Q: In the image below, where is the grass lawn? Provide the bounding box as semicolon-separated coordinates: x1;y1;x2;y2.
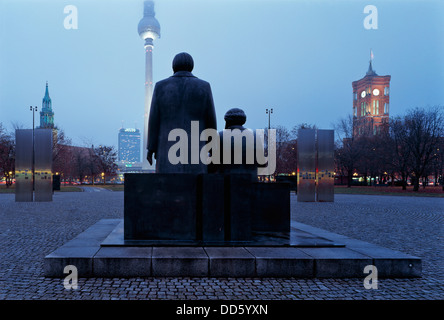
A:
100;184;124;191
334;185;444;197
81;184;124;191
0;184;83;193
2;183;442;197
58;186;83;192
0;184;15;193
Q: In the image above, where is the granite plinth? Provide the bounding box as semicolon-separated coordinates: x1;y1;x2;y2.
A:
252;182;290;233
224;174;253;241
102;221;344;247
124;173;198;241
199;174;225;242
124;173;292;242
44;219;422;278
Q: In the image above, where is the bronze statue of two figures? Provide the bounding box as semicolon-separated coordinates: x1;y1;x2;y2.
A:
124;53;290;244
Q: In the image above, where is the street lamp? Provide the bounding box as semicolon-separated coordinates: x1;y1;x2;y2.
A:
265;108;273;182
30;106;38;190
266;108;273;131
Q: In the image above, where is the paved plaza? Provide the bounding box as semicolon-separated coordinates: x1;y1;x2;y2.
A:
0;191;442;300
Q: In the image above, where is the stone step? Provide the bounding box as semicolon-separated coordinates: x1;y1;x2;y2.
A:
44;219;421;278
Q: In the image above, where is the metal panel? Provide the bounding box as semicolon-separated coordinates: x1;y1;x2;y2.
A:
297;129;316;202
34;129;53;202
15;129;33;202
316;130;334;202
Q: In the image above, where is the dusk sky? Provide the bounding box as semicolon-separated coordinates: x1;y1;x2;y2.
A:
1;0;443;149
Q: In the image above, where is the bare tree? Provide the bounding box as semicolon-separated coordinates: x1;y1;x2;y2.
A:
71;147;88;184
387;117;411;189
431;137;444;190
52;128;73;177
334;115;364;187
94;145;118;183
290;123;317;140
403;107;443;191
0;123;15;187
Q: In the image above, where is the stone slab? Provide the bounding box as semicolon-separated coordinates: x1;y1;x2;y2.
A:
245;247;314;277
152;247;209;277
44;246;100;277
299;247;373;278
124;173;198;240
93;247;152;277
44;219;120;277
44;219;422;278
205;247;255;277
102;220;343;247
252;182;290;233
199;174;225;242
225;174;253;241
348;246;422;278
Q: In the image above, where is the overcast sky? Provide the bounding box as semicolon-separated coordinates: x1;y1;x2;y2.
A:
1;0;443;149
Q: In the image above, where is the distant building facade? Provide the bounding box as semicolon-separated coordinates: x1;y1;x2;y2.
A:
352;61;390;137
118;128;141;163
39;82;55;129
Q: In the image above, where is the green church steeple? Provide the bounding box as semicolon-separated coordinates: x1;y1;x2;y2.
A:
39;81;54;129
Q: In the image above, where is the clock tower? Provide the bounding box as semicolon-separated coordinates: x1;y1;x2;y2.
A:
352;58;390;137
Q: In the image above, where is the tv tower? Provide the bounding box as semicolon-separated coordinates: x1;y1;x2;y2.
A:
138;0;160;170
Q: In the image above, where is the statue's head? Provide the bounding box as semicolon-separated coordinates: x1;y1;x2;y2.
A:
172;52;194;73
224;108;247;127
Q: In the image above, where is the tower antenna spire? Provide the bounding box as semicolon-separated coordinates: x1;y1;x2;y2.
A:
138;0;160;170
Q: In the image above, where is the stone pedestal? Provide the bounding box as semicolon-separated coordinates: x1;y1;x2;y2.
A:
124;173;291;243
252;182;290;233
199;174;225;242
224;174;253;241
124;173;198;240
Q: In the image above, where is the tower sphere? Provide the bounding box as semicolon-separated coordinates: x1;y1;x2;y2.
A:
138;1;160;41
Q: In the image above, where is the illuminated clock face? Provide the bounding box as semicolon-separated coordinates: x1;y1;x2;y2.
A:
361;91;366;98
373;89;380;96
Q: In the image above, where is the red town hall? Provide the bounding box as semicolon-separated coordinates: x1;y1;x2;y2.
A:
352;60;391;137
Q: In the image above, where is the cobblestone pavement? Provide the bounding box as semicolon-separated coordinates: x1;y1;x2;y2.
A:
0;191;442;300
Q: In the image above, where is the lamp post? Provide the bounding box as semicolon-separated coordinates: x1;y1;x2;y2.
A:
265;108;273;182
30;106;38;190
266;108;273;131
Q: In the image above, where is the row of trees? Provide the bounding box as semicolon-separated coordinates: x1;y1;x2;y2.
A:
335;106;443;191
264;107;443;192
54;143;118;184
2;106;443;191
0;124;118;187
0;123;15;186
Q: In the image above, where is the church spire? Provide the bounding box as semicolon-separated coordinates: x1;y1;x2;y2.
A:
39;81;54;129
42;81;52;110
